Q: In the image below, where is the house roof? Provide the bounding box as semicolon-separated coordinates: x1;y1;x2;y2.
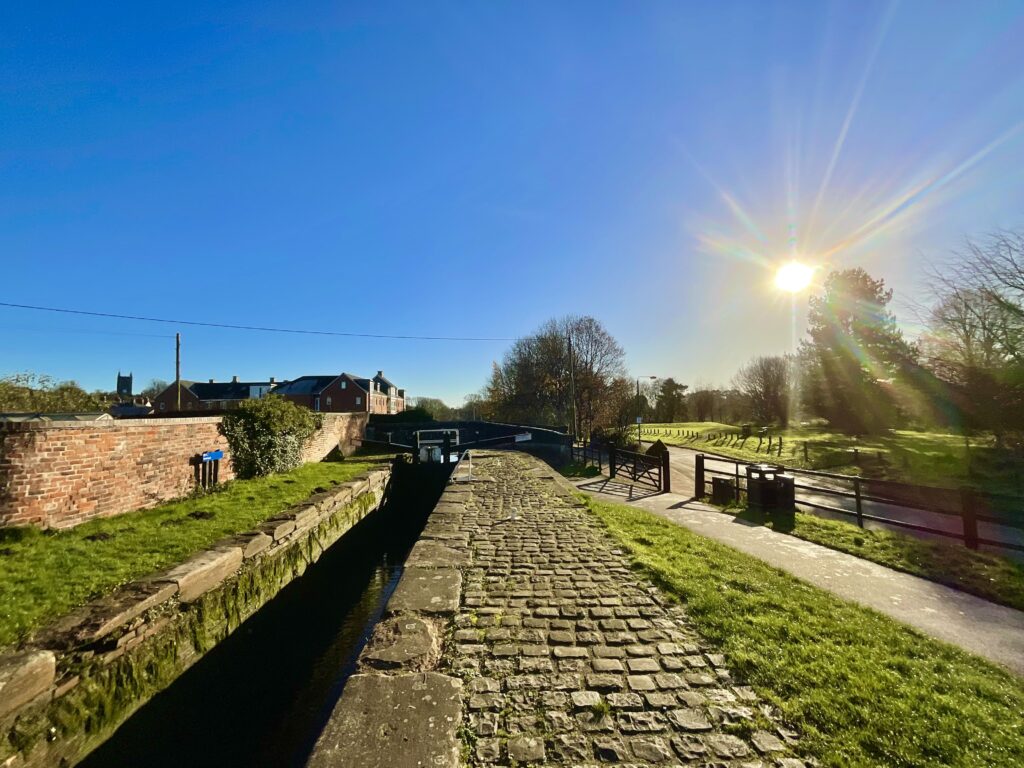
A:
270;376;338;396
187;381;272;401
373;371;397;393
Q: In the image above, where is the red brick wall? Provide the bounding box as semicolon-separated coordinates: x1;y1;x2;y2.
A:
320;376;368;413
0;413;367;529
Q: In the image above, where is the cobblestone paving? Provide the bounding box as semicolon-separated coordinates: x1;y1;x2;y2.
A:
445;452;804;767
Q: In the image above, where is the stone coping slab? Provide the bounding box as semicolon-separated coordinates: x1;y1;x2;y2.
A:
307;672;463;768
0;651;56;720
387;567;462;615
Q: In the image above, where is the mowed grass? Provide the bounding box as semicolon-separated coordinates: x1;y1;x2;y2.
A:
727;506;1024;612
0;458;385;650
641;422;1023;493
582;494;1024;767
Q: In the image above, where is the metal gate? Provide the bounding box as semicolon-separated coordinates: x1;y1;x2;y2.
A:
609;446;669;493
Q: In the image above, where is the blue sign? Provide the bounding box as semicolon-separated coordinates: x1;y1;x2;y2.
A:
201;450;224;462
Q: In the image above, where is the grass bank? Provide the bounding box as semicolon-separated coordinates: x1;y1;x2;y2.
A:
0;458;386;649
581;493;1024;767
641;421;1022;494
726;505;1024;612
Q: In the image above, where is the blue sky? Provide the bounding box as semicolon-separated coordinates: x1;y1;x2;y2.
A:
2;1;1024;403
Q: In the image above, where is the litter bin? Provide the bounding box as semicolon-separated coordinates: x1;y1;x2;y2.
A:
711;476;735;506
746;464;794;512
778;474;795;509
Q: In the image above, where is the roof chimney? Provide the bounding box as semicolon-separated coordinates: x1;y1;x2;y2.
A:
270;377;276;384
232;375;238;383
377;370;384;378
209;378;214;383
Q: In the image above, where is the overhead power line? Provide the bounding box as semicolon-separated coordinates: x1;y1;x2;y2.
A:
0;302;516;342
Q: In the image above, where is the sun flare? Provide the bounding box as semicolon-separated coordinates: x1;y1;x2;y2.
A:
774;261;815;293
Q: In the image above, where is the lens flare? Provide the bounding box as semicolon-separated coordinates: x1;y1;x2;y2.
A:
775;261;815;292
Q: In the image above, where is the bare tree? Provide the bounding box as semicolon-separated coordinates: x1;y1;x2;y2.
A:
483;315;627;438
920;231;1024;442
140;378;169;399
733;356;791;426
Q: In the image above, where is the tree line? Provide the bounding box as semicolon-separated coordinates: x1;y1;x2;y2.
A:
471;229;1024;445
697;230;1024;440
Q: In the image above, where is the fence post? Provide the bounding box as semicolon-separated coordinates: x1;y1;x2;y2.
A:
609;445;617;479
853;477;864;528
960;487;979;550
734;461;741;504
803;441;808;462
695;453;705;498
443;433;451;464
661;450;671;493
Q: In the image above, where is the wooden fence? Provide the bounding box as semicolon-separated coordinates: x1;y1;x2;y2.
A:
694;452;1024;553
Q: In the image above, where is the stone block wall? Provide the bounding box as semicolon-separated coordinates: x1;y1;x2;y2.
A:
0;412;367;529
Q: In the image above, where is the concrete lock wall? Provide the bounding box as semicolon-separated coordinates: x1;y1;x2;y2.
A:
0;413;367;529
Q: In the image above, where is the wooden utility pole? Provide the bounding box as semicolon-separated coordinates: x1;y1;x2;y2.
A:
567;331;577;440
175;332;181;411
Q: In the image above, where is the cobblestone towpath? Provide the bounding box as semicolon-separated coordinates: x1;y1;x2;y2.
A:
309;451;806;768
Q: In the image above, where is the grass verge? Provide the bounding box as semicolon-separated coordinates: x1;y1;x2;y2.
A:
580;492;1024;767
726;505;1024;612
0;458;386;650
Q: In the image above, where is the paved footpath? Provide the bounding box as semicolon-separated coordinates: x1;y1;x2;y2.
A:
447;452;805;766
576;478;1024;678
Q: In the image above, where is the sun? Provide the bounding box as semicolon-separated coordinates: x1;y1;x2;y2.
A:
774;261;815;293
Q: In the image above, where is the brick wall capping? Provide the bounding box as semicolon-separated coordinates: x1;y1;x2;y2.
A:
0;416;226;432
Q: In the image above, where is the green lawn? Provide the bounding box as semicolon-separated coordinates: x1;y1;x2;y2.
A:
641;421;1023;494
726;506;1024;612
0;458;386;650
582;493;1024;768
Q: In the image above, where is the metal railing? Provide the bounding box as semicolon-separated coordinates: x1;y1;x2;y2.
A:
571;442;604;473
694;453;1024;553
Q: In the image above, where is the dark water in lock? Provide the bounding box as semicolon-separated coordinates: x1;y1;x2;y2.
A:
80;464;446;768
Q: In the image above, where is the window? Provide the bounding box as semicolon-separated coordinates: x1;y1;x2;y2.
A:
326;397;332;407
313;397;320;411
159;402;165;411
355;396;362;405
341;381;347;389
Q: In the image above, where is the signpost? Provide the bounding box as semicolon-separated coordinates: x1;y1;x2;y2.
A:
197;449;224;488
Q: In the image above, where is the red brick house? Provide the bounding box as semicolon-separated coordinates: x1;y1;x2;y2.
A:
272;372;406;414
370;370;407;414
151;377;275;413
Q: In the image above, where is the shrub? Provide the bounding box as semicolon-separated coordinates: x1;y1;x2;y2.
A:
220;396;323;478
